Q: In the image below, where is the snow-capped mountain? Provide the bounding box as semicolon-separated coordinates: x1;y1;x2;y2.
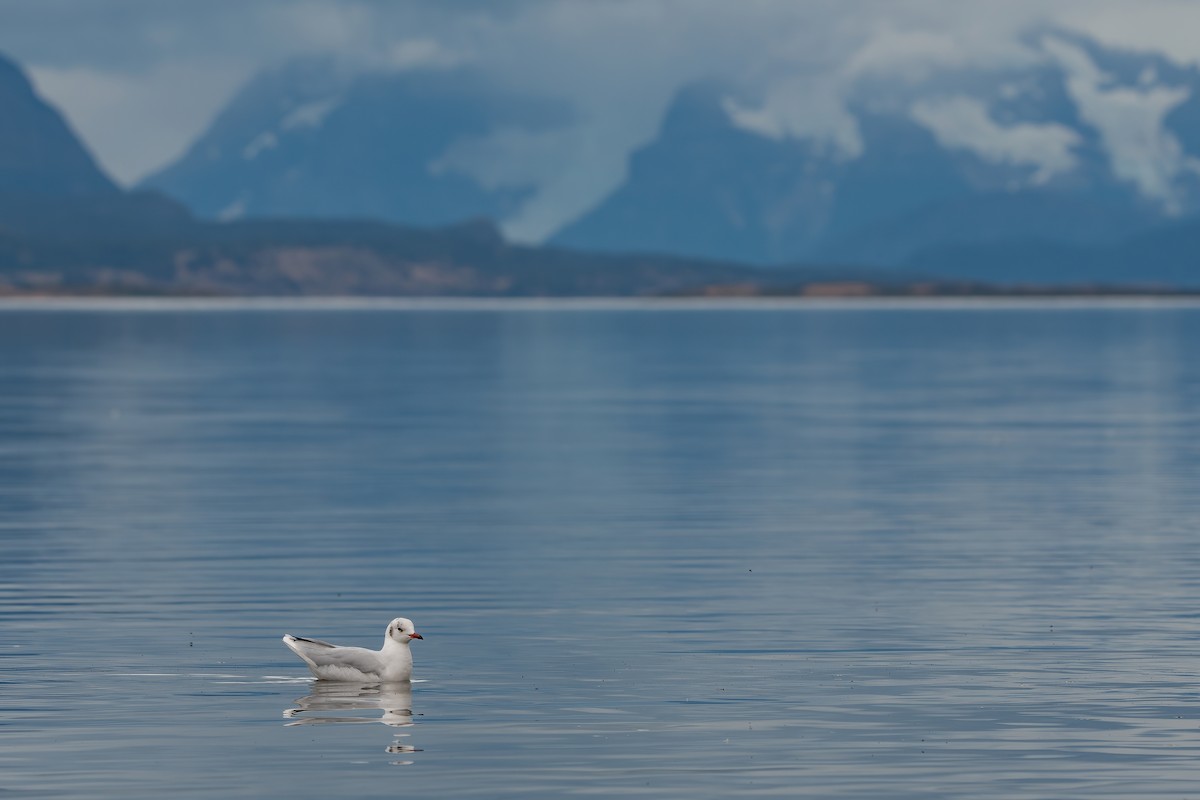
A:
141;31;1200;270
140;58;570;227
553;32;1200;265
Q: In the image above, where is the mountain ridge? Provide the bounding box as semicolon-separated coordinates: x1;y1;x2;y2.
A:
135;29;1200;278
0;51;118;198
554;31;1200;267
140;59;569;227
0;50;193;238
5;46;1200;293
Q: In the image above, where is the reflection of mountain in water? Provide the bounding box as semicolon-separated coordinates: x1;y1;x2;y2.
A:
284;682;420;764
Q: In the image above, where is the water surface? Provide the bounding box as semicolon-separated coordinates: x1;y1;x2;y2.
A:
2;300;1200;798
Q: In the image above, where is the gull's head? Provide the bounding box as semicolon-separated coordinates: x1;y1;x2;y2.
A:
387;617;423;643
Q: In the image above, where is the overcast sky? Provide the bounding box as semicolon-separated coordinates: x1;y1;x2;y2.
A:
4;0;1200;234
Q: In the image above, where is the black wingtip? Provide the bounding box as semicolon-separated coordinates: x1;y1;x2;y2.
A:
290;635;331;646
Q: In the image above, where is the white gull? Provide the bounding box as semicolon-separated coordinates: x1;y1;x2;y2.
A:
282;617;423;682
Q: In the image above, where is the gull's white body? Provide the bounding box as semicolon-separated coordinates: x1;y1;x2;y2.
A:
282;617;422;683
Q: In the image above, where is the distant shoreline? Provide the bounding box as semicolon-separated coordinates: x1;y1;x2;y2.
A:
3;294;1200;312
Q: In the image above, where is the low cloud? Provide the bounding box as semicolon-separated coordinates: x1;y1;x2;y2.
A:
910;96;1081;184
1043;36;1198;212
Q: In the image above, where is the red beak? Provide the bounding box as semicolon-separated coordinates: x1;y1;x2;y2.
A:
409;633;423;640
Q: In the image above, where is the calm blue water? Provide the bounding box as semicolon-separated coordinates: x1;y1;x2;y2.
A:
2;299;1200;798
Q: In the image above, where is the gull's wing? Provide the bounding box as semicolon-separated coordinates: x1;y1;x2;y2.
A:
283;634;385;680
310;646;384;672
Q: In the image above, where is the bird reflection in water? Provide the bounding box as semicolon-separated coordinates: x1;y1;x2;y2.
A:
283;681;421;764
